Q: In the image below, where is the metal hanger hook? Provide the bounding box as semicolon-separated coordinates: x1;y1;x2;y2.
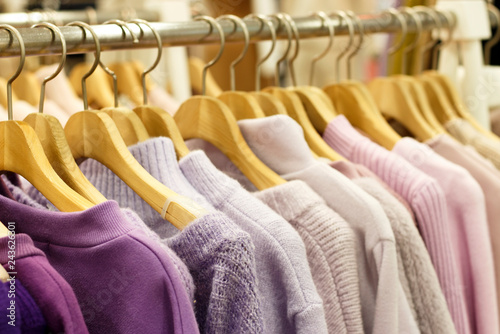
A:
194;16;225;96
100;20;139;107
309;11;334;86
345;11;364;80
398;7;423;75
128;19;162;105
413;6;441;72
385;8;408;56
330;10;353;83
270;13;292;87
216;15;250;91
65;21;101;110
281;13;300;87
0;25;25;120
31;22;67;114
243;14;276;91
434;9;456;70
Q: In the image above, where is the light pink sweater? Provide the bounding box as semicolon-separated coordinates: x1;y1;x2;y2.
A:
323;115;470;334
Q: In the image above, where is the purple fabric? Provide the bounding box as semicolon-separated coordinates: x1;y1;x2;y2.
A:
0;278;46;333
0;233;87;334
0;195;199;334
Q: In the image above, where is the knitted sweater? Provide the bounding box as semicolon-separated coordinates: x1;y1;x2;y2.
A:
331;160;456;334
323;115;469;334
426;134;500;321
393;137;498;334
445;118;500;170
254;180;364;334
236;115;419;334
78;138;263;334
0;279;46;333
0;233;88;334
179;150;330;334
0;196;199;334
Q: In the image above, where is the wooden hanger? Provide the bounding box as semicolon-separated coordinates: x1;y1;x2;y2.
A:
64;22;205;229
188;56;223;97
108;61;144;106
128;19;190;159
175;16;285;190
0;24;93;212
24;23;106;205
215;15;266;120
69;63;114;109
97;20;150;146
323;11;400;150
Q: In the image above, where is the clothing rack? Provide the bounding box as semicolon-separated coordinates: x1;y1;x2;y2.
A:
0;9;160;27
0;9;478;58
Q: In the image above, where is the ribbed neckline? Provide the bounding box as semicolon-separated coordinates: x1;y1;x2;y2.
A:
178;150;240;206
254;180;325;223
0;233;45;263
0;193;133;247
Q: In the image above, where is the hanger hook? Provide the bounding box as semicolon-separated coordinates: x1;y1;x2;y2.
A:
243;14;276;91
270;13;292;87
101;20;139;107
216;15;250;91
128;19;162;105
434;9;456;70
330;11;354;83
412;6;441;73
281;13;300;87
0;25;25;120
309;11;334;86
485;3;500;65
194;16;225;96
31;22;67;114
65;21;100;110
385;8;408;56
398;7;423;75
345;11;364;80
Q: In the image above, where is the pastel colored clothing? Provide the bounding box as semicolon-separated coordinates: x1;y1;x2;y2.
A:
323;115;469;334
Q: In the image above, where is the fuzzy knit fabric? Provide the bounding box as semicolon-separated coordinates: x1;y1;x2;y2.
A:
323;115;469;334
331;160;456;334
426;134;500;321
445;118;500;170
254;180;364;334
179;150;330;334
77;138;263;334
0;233;88;334
393;137;498;334
0;194;200;333
235;115;419;334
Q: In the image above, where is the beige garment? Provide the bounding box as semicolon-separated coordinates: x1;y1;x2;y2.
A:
490;108;500;138
445;118;500;170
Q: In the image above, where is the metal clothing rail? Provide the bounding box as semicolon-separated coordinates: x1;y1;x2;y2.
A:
0;10;481;58
0;10;160;27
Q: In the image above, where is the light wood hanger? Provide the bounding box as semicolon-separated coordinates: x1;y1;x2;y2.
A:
69;63;114;109
188;56;223;97
174;16;286;190
243;14;288;117
0;24;93;212
0;222;11;283
129;19;190;159
24;22;106;205
64;22;206;229
98;20;150;146
323;11;400;149
108;61;144;106
368;8;438;141
266;13;344;161
215;15;266;120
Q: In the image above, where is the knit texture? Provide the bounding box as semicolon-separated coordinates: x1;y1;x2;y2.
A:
0;191;200;334
0;279;46;334
323;115;469;334
445;118;500;170
393;137;498;334
77;138;263;334
235;115;419;334
254;180;363;334
180;150;329;334
427;134;500;322
0;233;88;334
349;175;456;334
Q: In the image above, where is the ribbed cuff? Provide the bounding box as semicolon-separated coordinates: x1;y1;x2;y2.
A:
0;233;44;264
322;115;362;159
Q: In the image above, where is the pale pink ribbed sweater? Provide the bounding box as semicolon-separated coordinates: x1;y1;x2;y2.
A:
323;115;470;334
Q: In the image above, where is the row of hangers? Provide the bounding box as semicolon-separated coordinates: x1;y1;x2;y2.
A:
0;6;498;239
